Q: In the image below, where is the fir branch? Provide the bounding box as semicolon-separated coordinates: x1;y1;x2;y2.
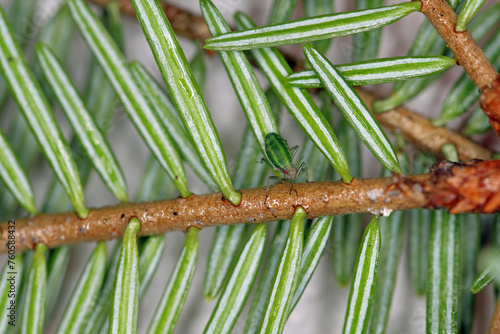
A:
419;0;500;136
357;88;492;161
2;160;499;253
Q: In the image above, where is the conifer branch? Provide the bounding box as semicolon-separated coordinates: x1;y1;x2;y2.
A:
419;0;500;136
2;160;499;253
357;88;492;161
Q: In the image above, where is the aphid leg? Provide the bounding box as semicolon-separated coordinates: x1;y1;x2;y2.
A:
290;145;300;158
260;157;274;169
266;175;281;191
289;179;299;196
297;162;309;182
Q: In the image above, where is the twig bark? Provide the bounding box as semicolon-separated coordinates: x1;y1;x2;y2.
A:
419;0;500;135
2;160;499;253
87;0;211;43
357;88;492;161
488;297;500;334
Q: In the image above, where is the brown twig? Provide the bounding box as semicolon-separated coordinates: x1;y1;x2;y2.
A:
419;0;500;135
488;297;500;334
2;160;500;253
87;0;211;43
356;88;493;161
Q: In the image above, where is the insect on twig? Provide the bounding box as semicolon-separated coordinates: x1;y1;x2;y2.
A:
260;133;308;194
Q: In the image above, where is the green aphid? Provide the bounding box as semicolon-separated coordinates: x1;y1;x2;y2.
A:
261;133;308;188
